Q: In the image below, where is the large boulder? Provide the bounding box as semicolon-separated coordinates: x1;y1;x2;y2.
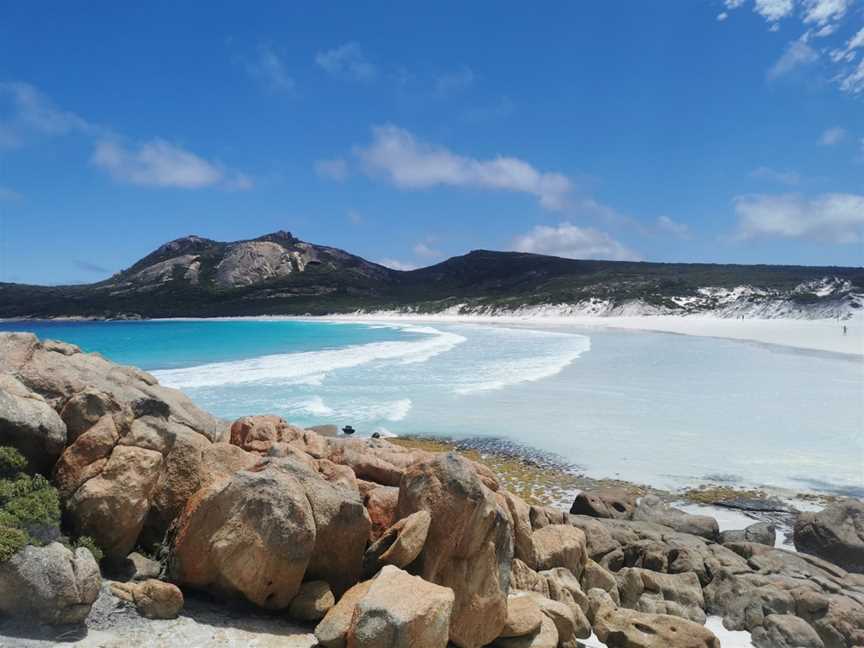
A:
65;444;163;557
269;457;370;596
588;588;720;648
616;567;706;624
229;414;305;453
168;466;317;609
632;496;718;541
492;615;558;648
0;333;225;441
346;566;454;648
0;333;230;558
0;543;100;624
720;522;776;547
794;500;864;574
570;488;636;520
315;580;373;648
361;481;399;542
532;524;587;577
499;594;544;638
0;374;66;473
704;546;864;648
396;452;514;648
751;614;825;648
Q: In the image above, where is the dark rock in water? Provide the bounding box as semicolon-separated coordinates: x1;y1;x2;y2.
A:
371;432;381;439
794;499;864;574
720;522;776;547
342;425;356;435
714;498;793;514
570;488;635;520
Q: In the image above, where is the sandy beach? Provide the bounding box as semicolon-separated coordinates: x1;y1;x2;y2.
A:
323;312;864;358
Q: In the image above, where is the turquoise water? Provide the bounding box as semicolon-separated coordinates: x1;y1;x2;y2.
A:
0;320;416;369
2;318;862;496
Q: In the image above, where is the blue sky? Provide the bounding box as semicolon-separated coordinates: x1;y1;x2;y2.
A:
0;1;862;284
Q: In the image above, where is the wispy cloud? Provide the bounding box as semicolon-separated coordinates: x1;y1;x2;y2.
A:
656;215;691;239
2;81;252;191
315;42;377;82
247;44;294;93
92;139;252;190
355;124;572;211
413;241;442;259
734;192;864;243
751;166;801;185
0;81;96;148
512;222;640;261
377;258;417;271
315;157;348;181
718;0;863;93
819;126;847;145
768;39;818;79
347;209;363;225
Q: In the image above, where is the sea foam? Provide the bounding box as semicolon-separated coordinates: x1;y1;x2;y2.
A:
153;324;466;389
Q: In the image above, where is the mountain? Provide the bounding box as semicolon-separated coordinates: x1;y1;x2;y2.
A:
1;231;862;319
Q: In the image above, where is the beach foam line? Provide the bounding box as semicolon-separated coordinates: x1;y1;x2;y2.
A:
453;334;591;394
153;324;466;389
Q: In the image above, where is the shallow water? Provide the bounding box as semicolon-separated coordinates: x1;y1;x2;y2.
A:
3;318;862;496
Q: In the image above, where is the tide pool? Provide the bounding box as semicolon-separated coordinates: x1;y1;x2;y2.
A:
2;318;861;497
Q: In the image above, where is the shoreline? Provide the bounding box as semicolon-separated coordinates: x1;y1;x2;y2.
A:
317;311;864;358
3;312;862;357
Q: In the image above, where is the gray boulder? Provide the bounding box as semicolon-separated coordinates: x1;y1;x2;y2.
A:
616;567;706;624
720;521;776;547
0;374;66;473
752;614;825;648
794;500;864;574
632;496;719;541
0;542;101;624
569;488;636;520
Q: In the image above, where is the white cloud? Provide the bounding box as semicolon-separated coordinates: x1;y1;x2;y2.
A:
725;0;747;8
377;258;417;271
315;43;377;82
734;192;864;243
656;216;691;238
717;11;730;20
91;139;251;190
247;44;294;93
751;166;801;185
435;66;475;96
315;157;348;181
819;126;847;145
512;222;640;261
802;0;851;25
355;124;572;211
413;242;442;259
768;39;819;78
754;0;795;22
839;59;864;94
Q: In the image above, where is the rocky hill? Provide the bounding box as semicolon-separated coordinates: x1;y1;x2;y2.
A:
1;231;862;319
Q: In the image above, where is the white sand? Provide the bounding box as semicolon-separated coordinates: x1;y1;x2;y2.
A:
322;313;864;357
